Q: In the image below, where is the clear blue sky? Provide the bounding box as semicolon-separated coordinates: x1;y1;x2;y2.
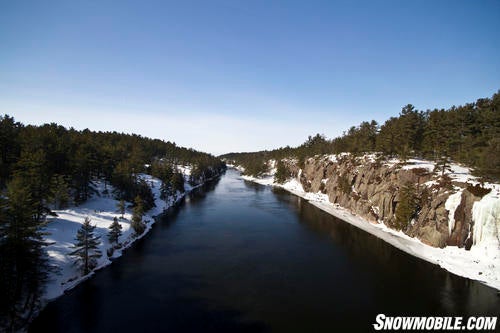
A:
1;0;499;155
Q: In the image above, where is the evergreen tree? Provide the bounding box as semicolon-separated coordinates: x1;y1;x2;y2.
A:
49;174;71;209
0;176;50;330
135;179;155;211
435;154;452;177
396;104;425;159
131;196;145;235
172;172;185;196
481;138;500;178
111;159;136;200
376;117;399;156
69;217;102;275
274;160;290;184
108;217;122;245
303;133;330;155
189;164;204;186
70;144;98;203
13;149;52;223
394;182;418;230
160;180;172;201
0;115;21;188
117;199;126;219
152;162;174;200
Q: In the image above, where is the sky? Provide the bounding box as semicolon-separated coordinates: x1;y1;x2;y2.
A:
1;1;499;155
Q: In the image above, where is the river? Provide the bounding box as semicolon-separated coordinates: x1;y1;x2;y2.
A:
29;169;499;332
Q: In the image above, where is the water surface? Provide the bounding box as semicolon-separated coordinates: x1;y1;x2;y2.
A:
30;169;500;332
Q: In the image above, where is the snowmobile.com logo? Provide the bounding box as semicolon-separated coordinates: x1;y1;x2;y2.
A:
373;314;497;331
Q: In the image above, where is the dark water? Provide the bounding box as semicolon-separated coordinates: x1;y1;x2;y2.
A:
30;169;499;332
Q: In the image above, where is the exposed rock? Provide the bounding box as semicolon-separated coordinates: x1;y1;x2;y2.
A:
295;155;466;248
447;189;481;249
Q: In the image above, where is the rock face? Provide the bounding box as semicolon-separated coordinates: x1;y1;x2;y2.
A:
295;155;482;248
448;190;480;249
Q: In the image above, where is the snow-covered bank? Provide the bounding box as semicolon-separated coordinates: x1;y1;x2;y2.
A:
240;172;500;291
42;167;213;301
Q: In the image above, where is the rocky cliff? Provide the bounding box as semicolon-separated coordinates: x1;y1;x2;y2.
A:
284;154;496;249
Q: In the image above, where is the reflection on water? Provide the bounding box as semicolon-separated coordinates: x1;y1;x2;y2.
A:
30;170;499;333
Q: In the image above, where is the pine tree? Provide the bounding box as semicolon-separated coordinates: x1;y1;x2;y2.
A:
49;174;71;209
435;154;452;177
0;115;21;188
117;199;125;219
274;160;289;184
0;176;50;329
189;164;203;186
394;182;418;230
376;117;399;156
71;144;98;203
172;172;185;196
13;149;52;223
69;217;102;275
131;196;145;235
152;162;174;200
108;217;122;246
160;180;172;201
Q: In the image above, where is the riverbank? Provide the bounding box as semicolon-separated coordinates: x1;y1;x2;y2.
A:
42;167;220;302
240;172;500;291
30;168;500;332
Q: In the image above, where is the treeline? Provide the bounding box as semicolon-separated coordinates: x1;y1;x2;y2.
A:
222;90;500;179
0;115;225;330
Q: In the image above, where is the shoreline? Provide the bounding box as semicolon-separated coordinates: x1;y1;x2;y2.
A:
40;172;222;305
240;173;500;292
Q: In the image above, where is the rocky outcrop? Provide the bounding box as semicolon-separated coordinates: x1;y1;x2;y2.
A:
447;190;480;249
294;155;484;248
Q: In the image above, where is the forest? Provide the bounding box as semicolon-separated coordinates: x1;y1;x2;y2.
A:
0;117;225;330
222;90;500;180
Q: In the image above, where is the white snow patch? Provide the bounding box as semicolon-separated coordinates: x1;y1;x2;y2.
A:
226;163;245;172
241;174;275;186
445;190;463;235
424;180;439;187
326;153;352;163
401;159;435;172
268;159;277;169
384;158;401;168
362;154;378;163
447;163;478;183
327;154;338;163
177;164;192;176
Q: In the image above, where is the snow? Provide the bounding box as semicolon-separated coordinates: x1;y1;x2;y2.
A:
42;168;201;302
378;157;481;185
177;164;192;176
326;153;351;163
472;191;500;253
226;163;245;172
445;190;463;235
447;164;477;183
241;174;274;186
401;159;435;172
361;154;377;163
327;154;338;163
241;170;500;291
384;158;401;168
424;180;439;187
268;159;277;169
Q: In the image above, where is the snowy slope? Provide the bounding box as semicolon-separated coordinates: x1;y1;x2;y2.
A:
42;167;200;301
